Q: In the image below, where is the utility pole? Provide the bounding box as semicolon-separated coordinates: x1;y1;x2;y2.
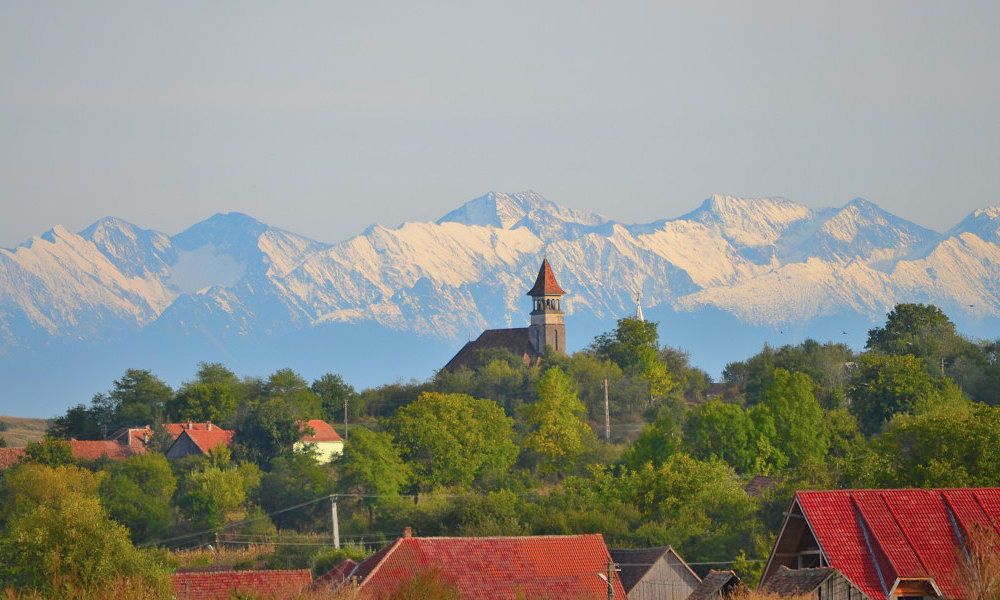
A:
607;559;615;600
330;496;340;549
343;395;349;441
603;379;611;443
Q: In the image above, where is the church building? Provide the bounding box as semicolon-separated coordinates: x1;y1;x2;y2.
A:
444;258;567;371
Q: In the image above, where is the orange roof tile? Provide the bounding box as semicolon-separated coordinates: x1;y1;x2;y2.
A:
164;422;219;439
171;570;312;600
180;428;235;454
68;440;145;461
300;419;343;443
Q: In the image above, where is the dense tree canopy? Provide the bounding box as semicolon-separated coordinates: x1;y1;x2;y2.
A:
0;464;168;595
391;392;517;490
98;453;177;543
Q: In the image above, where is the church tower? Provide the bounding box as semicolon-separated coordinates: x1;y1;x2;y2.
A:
527;258;567;355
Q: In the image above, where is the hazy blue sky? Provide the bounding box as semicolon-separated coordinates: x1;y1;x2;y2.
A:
2;2;998;246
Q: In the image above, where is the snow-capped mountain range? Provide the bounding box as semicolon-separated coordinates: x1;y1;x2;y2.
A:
3;191;1000;416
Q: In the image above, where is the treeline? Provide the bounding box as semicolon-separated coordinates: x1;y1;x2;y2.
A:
4;303;1000;598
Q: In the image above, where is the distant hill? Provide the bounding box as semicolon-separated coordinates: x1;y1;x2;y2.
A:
3;190;1000;417
0;416;49;446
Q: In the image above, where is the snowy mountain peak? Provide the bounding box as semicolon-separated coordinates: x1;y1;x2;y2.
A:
437;191;606;238
683;194;813;247
81;217;174;278
949;206;1000;245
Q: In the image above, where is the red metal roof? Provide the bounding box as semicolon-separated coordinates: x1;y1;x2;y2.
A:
526;258;566;296
354;534;626;600
791;488;1000;600
171;569;312;600
179;428;235;454
300;419;343;443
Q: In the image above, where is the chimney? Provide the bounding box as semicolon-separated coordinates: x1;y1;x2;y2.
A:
207;422;213;431
402;527;413;539
187;422;193;430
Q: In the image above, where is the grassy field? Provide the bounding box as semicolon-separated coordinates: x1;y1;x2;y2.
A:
0;416;49;447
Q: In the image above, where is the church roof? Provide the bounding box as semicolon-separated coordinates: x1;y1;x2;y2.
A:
443;328;536;371
526;258;566;296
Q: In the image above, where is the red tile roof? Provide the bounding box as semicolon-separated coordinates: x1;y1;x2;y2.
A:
164;422;219;439
526;258;566;296
353;534;626;600
300;419;343;443
68;439;145;461
0;447;26;470
776;488;1000;600
180;428;235;454
171;570;312;600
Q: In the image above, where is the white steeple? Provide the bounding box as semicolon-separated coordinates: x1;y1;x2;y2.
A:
634;291;644;322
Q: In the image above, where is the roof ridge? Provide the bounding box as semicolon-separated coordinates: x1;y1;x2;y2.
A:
406;533;602;540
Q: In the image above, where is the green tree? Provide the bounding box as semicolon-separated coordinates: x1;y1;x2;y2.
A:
592;318;675;400
338;428;411;526
751;369;828;467
266;368;323;418
391;392;517;490
105;369;174;428
867;303;967;373
0;463;168;595
234;398;304;466
98;453;177;543
854;402;1000;488
682;400;760;473
23;438;74;467
522;368;595;476
168;362;243;424
619;454;762;562
49;369;173;439
620;412;682;470
176;462;260;531
312;372;360;422
848;353;940;435
258;452;336;530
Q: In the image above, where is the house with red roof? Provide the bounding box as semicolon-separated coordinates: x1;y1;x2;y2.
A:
165;424;235;459
336;530;627;599
760;488;1000;600
171;569;312;600
68;439;145;461
0;439;144;470
294;419;344;462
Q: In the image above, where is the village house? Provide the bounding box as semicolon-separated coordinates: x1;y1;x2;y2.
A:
760;566;863;600
685;570;745;600
0;439;144;471
760;487;1000;600
164;424;235;459
611;546;701;600
293;418;344;462
445;258;567;370
327;529;627;599
171;569;312;600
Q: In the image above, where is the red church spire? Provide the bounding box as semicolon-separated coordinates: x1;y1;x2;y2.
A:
526;258;566;296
